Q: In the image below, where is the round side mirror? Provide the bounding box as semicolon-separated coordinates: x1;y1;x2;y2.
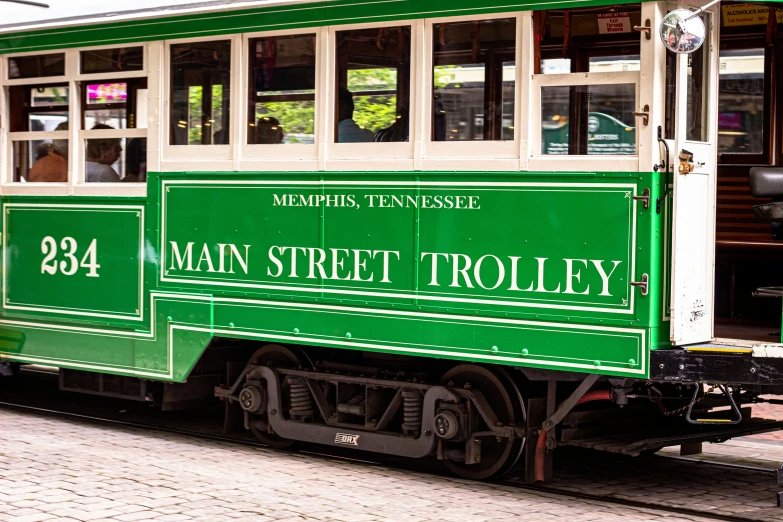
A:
660;9;706;54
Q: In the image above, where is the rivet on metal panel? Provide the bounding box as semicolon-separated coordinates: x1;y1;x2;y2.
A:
628;359;636;366
491;346;498;353
521;349;529;356
229;322;235;329
166;316;172;321
293;328;300;335
345;332;352;339
594;361;602;367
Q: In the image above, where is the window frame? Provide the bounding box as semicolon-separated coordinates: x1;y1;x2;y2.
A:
1;44;150;196
420;12;524;171
4;49;68;86
324;19;418;171
528;70;642;172
77;43;148;82
0;5;664;184
162;34;239;172
239;27;322;171
716;36;772;165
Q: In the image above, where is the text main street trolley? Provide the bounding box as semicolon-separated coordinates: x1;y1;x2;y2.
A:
2;0;783;480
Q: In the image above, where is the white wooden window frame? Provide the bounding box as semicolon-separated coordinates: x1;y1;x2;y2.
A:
238;27;321;172
4;49;68;86
76;43;148;81
421;12;524;172
527;70;642;172
161;34;239;172
323;19;418;172
1;45;151;197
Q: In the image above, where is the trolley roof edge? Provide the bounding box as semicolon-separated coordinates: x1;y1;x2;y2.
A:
0;0;645;54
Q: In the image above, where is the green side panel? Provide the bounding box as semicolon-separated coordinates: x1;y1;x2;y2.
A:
4;203;144;323
0;170;664;382
161;177;637;317
0;0;642;54
0;296;213;381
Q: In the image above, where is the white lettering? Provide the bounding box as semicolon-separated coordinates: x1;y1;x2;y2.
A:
591;260;623;296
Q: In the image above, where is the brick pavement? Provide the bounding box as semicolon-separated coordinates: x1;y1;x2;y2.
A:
749;401;783;441
0;408;718;522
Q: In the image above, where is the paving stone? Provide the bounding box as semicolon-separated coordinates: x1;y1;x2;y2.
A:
0;408;771;522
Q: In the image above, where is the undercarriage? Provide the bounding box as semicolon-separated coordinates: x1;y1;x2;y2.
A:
214;343;783;481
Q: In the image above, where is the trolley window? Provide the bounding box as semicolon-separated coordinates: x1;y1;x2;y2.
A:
540;83;637;156
533;7;641;158
535;9;641;75
717;48;767;158
431;18;516;142
334;26;411;143
170;40;231;146
8;53;65;80
248;34;316;145
8;84;70;182
81;79;148;183
80;47;144;75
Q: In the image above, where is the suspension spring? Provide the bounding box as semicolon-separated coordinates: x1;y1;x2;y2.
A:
287;377;314;421
401;389;423;436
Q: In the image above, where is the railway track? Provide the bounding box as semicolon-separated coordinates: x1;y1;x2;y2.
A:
0;395;776;522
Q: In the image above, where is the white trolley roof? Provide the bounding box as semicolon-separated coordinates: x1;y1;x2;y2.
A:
0;0;326;34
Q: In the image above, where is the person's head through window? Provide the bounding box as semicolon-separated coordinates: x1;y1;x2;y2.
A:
86;124;122;182
338;88;355;124
51;121;69;160
255;116;284;144
337;88;374;143
29;121;69;183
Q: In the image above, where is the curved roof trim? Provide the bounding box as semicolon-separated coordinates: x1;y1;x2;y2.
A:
0;0;326;35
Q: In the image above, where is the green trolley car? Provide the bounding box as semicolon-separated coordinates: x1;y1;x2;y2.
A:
3;0;783;480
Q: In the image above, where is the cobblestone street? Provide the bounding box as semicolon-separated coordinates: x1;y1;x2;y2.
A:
0;408;740;522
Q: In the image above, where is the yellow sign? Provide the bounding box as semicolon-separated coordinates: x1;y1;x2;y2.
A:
722;3;783;27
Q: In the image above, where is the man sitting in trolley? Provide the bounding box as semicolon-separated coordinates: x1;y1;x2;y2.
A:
28;121;68;183
85;124;122;183
337;88;374;143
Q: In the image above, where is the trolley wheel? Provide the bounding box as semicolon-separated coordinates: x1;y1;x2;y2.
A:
439;364;525;480
246;344;307;449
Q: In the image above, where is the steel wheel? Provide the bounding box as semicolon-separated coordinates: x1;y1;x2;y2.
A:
439;364;525;480
246;344;306;449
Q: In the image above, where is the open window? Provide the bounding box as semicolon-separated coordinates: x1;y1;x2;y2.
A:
330;24;412;156
247;33;316;148
530;7;642;170
169;40;232;147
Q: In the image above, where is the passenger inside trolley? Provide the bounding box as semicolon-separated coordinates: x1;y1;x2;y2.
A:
335;26;411;143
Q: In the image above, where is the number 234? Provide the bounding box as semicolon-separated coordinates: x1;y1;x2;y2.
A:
41;237;100;278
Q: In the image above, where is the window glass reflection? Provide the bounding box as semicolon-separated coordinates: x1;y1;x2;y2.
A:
10;84;69;132
432;18;516;142
84;80;148;129
170;41;231;145
541;83;636;155
249;34;316;145
718;48;764;154
335;26;411;143
81;47;144;75
8;53;65;79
